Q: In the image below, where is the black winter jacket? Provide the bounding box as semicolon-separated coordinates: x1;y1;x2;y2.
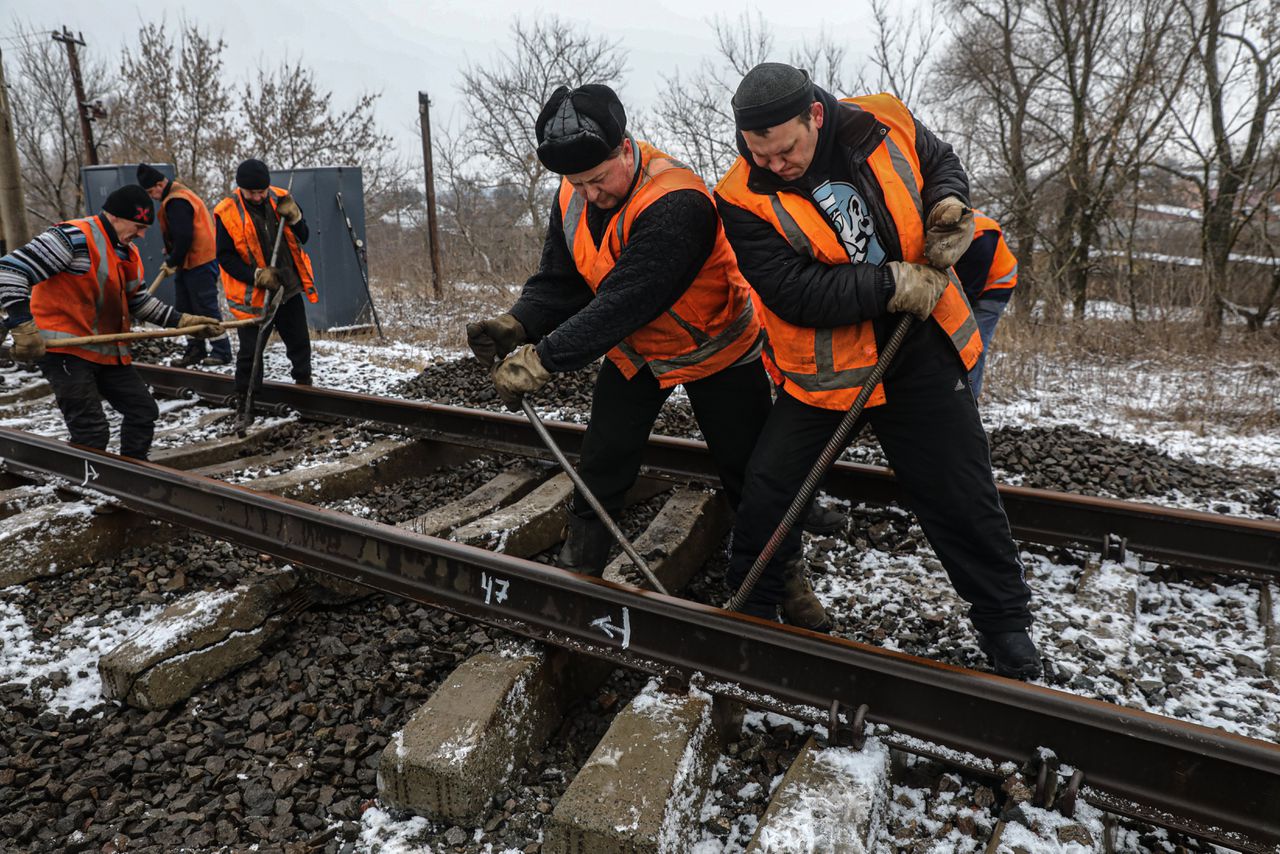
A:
714;86;969;331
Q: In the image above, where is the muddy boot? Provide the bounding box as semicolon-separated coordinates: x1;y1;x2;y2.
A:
557;509;613;577
780;559;831;632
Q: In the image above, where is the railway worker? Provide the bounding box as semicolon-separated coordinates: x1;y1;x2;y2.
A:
712;63;1040;678
953;210;1017;400
468;84;832;627
137;163;233;368
0;185;223;460
213;159;319;408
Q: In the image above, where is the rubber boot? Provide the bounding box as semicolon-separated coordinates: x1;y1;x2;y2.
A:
780;558;831;632
557;509;613;577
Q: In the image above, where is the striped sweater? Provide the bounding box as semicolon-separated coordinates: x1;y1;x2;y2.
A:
0;221;179;330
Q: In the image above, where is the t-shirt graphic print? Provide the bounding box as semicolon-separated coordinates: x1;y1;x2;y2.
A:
811;181;886;265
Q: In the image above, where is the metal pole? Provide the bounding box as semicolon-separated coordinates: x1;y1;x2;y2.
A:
417;91;444;299
0;48;31;251
335;191;384;338
520;397;669;596
51;28;97;166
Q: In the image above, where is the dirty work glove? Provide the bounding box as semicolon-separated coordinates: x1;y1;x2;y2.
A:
492;344;550;411
274;193;302;226
178;313;224;339
924;196;975;268
887;262;950;320
158;262;178;280
466;313;527;369
10;320;45;361
253;267;284;291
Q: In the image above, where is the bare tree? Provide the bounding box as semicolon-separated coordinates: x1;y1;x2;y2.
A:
853;0;944;111
938;0;1193;317
110;20;234;200
1159;0;1280;330
454;15;628;230
5;20;113;220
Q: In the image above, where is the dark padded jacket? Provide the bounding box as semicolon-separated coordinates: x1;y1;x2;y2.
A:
714;85;969;331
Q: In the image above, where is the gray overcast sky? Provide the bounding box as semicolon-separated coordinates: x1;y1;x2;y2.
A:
4;0;884;158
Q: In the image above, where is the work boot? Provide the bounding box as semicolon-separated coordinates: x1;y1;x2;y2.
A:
201;354;231;367
802;498;846;535
294;375;313;386
557;509;613;577
170;347;204;368
780;558;831;632
978;630;1043;680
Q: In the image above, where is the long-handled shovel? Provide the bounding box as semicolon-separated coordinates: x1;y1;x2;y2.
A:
236;174;296;438
519;396;669;596
724;313;915;612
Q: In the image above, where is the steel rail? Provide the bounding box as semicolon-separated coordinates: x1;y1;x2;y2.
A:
136;365;1280;578
0;428;1277;850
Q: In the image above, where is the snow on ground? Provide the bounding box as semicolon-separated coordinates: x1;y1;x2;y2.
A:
0;590;163;714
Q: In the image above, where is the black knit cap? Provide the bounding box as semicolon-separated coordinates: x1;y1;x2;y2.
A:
102;185;155;225
732;63;815;131
535;84;627;175
136;163;166;189
235;158;271;191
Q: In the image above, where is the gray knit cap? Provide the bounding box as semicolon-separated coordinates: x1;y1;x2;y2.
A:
732;63;814;131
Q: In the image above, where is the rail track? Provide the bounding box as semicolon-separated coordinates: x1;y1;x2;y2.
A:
1;362;1278;852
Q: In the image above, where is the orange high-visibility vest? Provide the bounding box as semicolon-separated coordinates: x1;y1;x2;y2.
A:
159;181;217;269
556;139;761;388
715;93;982;411
213;186;318;319
967;211;1018;301
31;216;143;365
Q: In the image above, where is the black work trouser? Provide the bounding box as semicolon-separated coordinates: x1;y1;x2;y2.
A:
234;292;312;392
174;260;231;359
37;352;160;460
726;323;1032;633
572;356;773;518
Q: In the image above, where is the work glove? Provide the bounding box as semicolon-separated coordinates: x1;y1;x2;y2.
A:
254;267;284;291
923;196;975;268
10;320;45;362
887;261;950;320
466;312;527;369
179;313;225;339
492;344;551;411
158;262;178;280
275;193;302;226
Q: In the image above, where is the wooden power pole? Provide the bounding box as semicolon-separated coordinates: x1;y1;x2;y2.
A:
417;91;444;299
0;47;32;252
52;27;98;167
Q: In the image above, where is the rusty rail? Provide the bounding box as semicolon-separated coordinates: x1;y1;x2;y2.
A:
134;365;1280;579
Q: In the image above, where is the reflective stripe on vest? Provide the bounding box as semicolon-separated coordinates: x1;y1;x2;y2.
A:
557;138;761;388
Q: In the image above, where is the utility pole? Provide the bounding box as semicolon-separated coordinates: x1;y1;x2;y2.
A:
52;27;98;166
417;91;444;299
0;47;31;252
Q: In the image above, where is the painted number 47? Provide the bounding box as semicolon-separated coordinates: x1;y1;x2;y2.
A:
480;572;510;606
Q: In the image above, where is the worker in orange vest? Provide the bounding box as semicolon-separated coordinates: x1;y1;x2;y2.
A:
714;63;1038;678
0;185;222;459
953;211;1018;399
213;159;319;408
137;163;232;367
465;84;795;593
